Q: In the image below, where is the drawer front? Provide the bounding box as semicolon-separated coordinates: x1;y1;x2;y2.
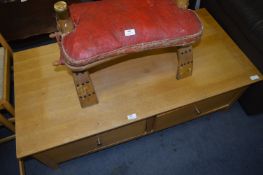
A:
36;135;98;164
97;120;146;148
35;88;246;166
36;120;146;164
154;88;245;132
195;88;245;115
154;104;198;131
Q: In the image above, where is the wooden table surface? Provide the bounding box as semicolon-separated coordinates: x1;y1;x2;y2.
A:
14;9;262;159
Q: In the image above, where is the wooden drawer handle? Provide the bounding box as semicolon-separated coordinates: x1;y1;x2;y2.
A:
194;105;201;114
97;137;102;146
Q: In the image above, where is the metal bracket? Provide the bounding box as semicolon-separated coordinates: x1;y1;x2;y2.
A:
97;137;102;146
176;45;193;79
72;71;98;108
195;0;201;9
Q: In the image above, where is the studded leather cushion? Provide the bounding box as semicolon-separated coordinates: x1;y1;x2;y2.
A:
61;0;203;68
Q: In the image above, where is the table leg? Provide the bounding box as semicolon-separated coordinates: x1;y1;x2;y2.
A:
72;70;98;108
19;159;25;175
176;45;193;80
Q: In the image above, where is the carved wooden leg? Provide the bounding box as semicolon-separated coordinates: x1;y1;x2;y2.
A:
176;45;193;79
72;70;98;108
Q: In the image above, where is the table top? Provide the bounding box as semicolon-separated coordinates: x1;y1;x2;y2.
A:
15;9;262;158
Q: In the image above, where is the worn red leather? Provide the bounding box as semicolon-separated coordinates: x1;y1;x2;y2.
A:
61;0;203;68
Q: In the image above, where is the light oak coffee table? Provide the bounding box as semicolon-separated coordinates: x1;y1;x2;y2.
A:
14;9;262;171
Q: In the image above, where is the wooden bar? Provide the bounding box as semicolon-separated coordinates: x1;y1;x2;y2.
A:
0;134;15;144
0;114;15;132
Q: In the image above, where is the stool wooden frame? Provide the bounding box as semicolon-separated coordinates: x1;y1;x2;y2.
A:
71;45;193;108
55;0;193;108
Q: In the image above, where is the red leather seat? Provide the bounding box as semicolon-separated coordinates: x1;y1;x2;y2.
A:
61;0;203;68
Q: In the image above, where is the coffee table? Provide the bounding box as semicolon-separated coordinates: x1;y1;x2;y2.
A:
14;9;262;171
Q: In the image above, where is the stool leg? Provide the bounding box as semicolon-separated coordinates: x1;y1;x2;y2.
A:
72;70;98;108
0;113;15;132
176;45;193;80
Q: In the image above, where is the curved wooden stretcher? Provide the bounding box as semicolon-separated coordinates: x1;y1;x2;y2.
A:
53;0;203;108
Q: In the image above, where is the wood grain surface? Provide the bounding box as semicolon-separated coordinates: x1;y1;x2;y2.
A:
14;9;262;158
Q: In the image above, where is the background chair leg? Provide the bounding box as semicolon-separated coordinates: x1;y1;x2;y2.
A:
72;70;98;108
0;134;15;144
176;45;193;79
2;101;15;116
0;113;15;132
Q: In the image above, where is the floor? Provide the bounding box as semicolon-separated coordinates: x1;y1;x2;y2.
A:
1;102;263;175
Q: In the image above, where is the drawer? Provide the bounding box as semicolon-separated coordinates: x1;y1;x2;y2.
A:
96;120;146;148
154;104;198;131
36;120;146;165
154;88;246;132
36;134;99;165
195;88;245;115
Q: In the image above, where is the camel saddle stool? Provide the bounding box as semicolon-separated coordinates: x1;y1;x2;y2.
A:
53;0;203;108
